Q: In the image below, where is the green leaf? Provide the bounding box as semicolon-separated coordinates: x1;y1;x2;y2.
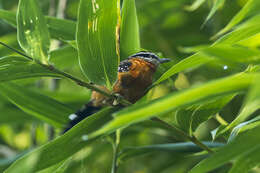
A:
0;56;61;82
4;107;117;173
185;0;207;11
76;0;120;87
0;82;73;128
46;16;76;41
228;115;260;142
214;14;260;45
90;73;255;137
17;0;50;63
119;142;224;162
154;53;212;85
0;9;16;27
37;158;71;173
216;75;260;137
175;95;235;134
0;9;76;41
155;45;260;85
228;145;260;173
49;46;78;69
120;0;141;59
0;106;35;124
202;0;226;27
213;0;260;39
189;126;260;173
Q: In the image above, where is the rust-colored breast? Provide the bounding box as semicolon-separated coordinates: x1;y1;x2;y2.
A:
113;58;156;103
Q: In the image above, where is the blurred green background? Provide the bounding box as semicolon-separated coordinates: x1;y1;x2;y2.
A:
0;0;256;172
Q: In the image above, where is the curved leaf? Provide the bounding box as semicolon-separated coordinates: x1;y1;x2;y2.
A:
76;0;120;87
216;75;260;137
4;107;117;173
120;0;141;59
214;14;260;45
119;142;224;161
185;0;207;11
213;0;260;39
202;0;226;27
91;73;255;137
0;82;73;127
17;0;50;63
0;56;61;82
189;126;260;173
0;9;76;41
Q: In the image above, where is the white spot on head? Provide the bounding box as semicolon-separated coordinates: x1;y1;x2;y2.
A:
223;65;228;70
81;135;88;141
69;114;77;120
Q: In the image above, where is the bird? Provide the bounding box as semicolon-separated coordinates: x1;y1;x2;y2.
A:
64;51;170;132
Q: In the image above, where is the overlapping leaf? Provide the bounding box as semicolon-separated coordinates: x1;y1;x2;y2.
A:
0;9;76;40
76;0;120;87
0;82;73;128
120;0;141;59
0;56;61;82
189;126;260;173
4;107;117;173
90;73;255;138
17;0;50;63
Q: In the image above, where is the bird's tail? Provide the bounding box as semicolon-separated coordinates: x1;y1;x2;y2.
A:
63;101;102;133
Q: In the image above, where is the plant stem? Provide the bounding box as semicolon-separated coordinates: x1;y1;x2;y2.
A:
111;130;121;173
0;41;213;153
152;117;214;153
0;41;132;106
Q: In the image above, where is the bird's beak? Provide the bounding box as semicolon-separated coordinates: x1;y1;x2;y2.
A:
158;58;171;64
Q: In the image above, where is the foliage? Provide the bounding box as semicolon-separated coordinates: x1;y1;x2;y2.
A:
0;0;260;172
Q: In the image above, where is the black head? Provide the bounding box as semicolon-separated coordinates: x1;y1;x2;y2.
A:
129;51;170;66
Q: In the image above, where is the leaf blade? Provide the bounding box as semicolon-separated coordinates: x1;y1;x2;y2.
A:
76;0;120;87
17;0;50;63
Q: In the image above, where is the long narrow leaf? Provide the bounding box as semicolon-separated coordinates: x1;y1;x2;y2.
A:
91;73;255;137
0;56;61;82
77;0;120;87
0;83;73;127
119;142;223;162
120;0;141;59
17;0;50;63
213;0;260;38
202;0;225;27
0;9;76;40
4;107;117;173
189;126;260;173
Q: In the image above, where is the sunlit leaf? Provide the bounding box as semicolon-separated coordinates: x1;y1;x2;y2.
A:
120;0;141;59
4;107;117;173
185;0;208;11
0;82;73;128
155;45;260;85
76;0;120;87
90;73;255;137
214;14;260;45
154;54;212;85
213;0;260;39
